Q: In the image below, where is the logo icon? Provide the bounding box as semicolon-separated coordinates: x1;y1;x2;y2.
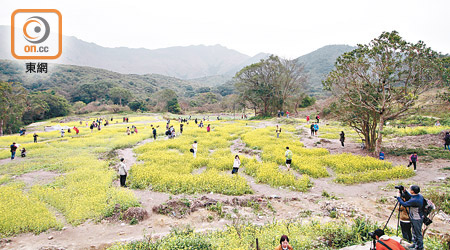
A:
11;9;62;60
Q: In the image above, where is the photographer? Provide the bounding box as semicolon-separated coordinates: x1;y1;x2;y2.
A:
396;185;424;250
373;229;405;250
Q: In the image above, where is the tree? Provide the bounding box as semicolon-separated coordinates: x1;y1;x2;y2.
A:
109;87;133;106
234;55;307;116
128;100;146;111
71;82;112;104
324;31;444;154
0;82;27;135
167;98;181;114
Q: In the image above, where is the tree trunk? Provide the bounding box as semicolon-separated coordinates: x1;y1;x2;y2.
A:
375;116;385;156
0;119;3;136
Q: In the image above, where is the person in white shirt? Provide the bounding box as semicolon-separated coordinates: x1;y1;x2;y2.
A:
192;141;198;158
118;158;128;187
232;155;241;174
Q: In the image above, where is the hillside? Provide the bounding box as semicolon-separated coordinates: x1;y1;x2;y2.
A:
295;44;356;96
0;25;265;80
0;59;198;100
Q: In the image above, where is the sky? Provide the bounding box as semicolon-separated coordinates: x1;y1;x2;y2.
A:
1;0;449;58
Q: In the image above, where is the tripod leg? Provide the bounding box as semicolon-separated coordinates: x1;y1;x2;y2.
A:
383;201;399;231
397;203;401;237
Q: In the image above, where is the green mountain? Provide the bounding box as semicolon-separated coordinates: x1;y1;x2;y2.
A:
295;44;356;96
0;59;198;101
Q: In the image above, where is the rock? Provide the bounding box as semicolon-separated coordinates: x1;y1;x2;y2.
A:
48;236;53;240
119;231;125;235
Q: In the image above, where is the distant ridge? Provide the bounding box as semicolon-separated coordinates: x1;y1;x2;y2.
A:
0;25;268;80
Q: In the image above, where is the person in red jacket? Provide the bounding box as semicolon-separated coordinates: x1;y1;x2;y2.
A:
374;229;405;250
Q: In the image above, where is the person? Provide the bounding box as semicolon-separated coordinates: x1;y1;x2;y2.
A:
310;123;315;136
314;123;319;136
90;123;94;132
126;127;130;135
407;152;418;171
153;127;157;140
373;229;406;250
316;114;320;123
276;125;282;138
274;235;293;250
195;118;198;125
232;155;240;174
74;126;79;135
379;151;385;160
277;110;281;118
10;142;18;160
68;128;71;133
180;123;184;134
33;133;38;143
444;132;450;151
306;115;310;124
134;127;138;134
118;158;128;187
21;147;26;157
199;120;203;128
192;141;198;158
435;120;441;126
285;147;293;170
286;111;290;118
399;197;412;243
61;129;65;137
280;111;284;117
170;126;175;138
206;124;211;132
397;185;424;250
339;131;345;147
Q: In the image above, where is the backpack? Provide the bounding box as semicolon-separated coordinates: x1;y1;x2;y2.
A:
422;197;435;217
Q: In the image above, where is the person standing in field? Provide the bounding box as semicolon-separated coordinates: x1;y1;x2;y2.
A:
126;127;130;135
316;114;320;123
90;123;94;132
10;142;18;160
206;124;211;132
444;132;450;151
33;133;38;143
61;129;65;137
407;152;418;171
180;123;184;134
306;115;310;123
192;141;198;158
118;158;128;187
276;125;282;138
286;111;290;118
310;123;315;136
285;147;293;171
74;126;79;135
232;155;240;174
339;131;345;147
314;123;319;136
153;127;157;140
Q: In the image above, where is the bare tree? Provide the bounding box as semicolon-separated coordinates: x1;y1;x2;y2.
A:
324;31;444;155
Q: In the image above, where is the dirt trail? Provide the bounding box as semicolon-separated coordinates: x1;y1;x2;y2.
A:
2;119;450;250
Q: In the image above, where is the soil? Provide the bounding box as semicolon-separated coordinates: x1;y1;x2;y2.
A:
1;118;450;250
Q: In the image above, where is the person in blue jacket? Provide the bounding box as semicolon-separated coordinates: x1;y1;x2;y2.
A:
397;185;424;250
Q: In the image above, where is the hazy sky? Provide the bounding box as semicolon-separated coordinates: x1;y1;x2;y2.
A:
1;0;449;58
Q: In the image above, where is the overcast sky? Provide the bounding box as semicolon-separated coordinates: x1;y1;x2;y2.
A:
2;0;449;58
